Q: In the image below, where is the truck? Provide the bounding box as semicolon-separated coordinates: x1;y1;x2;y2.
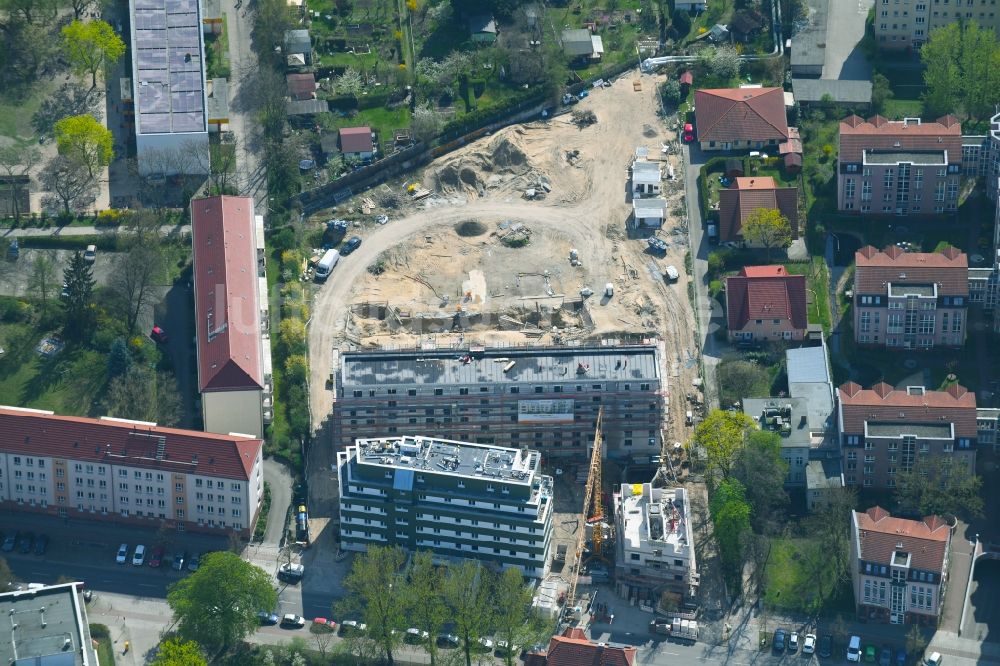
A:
554;544;568;563
294;504;310;544
649;618;699;643
314;249;340;282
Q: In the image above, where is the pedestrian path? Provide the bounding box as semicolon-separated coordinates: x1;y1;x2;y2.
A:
2;224;190;237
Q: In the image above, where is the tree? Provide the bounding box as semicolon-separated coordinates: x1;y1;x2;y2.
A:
920;21;1000;120
0;145;40;221
111;239;164;336
151;638;208;666
443;560;493;666
338;545;408;665
67;0;105;21
0;556;16;592
33;83;102;137
492;567;537;666
895;457;983;520
870;71;894;115
334;67;364;97
660;79;682;107
709;478;751;577
732;430;789;532
27;254;58;305
410;105;443;144
704;44;740;80
742;208;792;260
61;250;96;342
105;367;183;425
404;551;448;665
671;9;691;38
107;337;133;377
716;357;770;408
54;115;113;179
166;551;277;651
803;486;857;590
40;155;97;215
61;19;126;89
905;624;929;658
691;409;756;480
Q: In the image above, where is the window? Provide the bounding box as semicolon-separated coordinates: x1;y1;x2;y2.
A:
845;178;856;198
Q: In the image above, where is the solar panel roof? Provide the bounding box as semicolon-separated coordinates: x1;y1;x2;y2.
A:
132;0;207;135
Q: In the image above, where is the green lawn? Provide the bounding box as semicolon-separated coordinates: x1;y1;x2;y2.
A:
785;257;832;333
763;537;852;614
0;322;108;415
205;17;230;79
0;78;56;145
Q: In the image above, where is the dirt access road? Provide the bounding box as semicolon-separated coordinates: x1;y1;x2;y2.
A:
308;70;700;451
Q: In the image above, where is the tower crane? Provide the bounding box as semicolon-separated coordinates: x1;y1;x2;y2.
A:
565;407;604;611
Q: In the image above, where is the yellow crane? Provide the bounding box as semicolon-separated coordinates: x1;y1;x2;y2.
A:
566;407;604;610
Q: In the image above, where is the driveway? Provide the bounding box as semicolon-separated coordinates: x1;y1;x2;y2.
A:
262;458;292;546
823;0;874;80
154;281;197;427
964;557;1000;644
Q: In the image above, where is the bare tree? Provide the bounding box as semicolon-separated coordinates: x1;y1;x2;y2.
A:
111;226;165;335
39;155;97;215
0;145;40;220
27;254;57;304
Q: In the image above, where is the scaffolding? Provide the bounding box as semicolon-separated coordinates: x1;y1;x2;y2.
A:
566;407;604;610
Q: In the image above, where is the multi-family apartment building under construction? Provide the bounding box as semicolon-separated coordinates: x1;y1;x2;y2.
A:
336;436;554;577
331;343;665;459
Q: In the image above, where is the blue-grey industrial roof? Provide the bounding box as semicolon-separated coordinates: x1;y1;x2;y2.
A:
786;346;830;385
0;584;93;666
806;458;843;490
131;0;206;135
741;397;813;449
341;345;660;387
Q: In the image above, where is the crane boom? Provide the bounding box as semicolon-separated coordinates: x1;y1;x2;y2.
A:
566;407;603;611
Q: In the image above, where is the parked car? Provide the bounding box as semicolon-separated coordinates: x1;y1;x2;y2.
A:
772;628;787;653
132;544;146;566
116;543;129;564
83;245;97;263
879;646;894;666
172;552;187;571
924;652;943;666
313;618;337;630
865;644;877;663
341;236;362;255
818;634;833;658
148;546;165;568
280;614;306;629
257;611;279;626
278;562;305;582
339;620;366;636
2;534;18;553
896;648;908;665
496;640;519;657
150;325;168;344
406;628;429;644
847;635;862;662
17;532;34;554
789;631;799;652
682;123;695;142
437;634;460;649
33;534;48;556
473;637;495;652
187;552;200;572
802;633;816;655
7;239;19;260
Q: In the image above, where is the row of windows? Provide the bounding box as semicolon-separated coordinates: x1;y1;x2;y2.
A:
351;382;654;398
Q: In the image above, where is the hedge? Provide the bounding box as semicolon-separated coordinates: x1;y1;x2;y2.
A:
20;235;118;251
327;91;394;111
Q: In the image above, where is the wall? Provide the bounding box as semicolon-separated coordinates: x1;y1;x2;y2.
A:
203;389;264;439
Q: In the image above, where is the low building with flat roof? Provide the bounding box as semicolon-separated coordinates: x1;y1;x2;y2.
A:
337;436;554;577
613;483;698;602
0;582;97;665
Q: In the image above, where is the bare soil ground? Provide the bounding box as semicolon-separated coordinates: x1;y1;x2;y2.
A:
307;70;700;512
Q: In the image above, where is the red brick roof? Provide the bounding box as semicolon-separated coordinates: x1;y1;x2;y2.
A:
286;73;317;100
679;71;693;85
725;265;808;332
0;406;262;481
854;506;950;573
854;245;968;296
838;115;963;164
693;87;789;143
546;628;636;666
837;382;977;436
340;126;374;153
191;196;264;393
717;177;799;241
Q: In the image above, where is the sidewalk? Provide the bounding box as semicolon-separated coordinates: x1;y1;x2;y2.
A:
1;224;190;238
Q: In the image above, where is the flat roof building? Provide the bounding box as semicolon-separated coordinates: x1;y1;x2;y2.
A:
614;483;698;602
0;582;97;666
128;0;210;175
337;436;554;577
333;343;665;458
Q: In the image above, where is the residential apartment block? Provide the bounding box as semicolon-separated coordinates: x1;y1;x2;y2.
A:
725;266;808;343
837;382;977;490
192;196;273;438
873;0;1000;50
332;344;664;459
336;436;554;577
851;506;950;625
837;115;962;215
613;483;698;603
0;406;264;536
852;245;968;349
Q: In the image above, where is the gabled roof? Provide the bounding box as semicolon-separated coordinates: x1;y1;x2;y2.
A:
854;506;950;573
191;196;264;393
837;382;977;436
0;406;262;481
340;126;374;153
854;245;968;296
562;28;596;56
694;87;789;143
546;627;637;666
717;176;799;241
679;71;693;85
286;72;317;100
725;265;808;331
838;115;963;164
633;198;667;218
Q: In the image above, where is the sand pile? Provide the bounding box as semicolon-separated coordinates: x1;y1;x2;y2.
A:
430;128;537;196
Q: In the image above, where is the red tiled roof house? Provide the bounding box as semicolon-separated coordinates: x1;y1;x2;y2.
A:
837;382;977;490
192;196;272;439
543;627;637;666
852;245;968;350
850;506;951;625
717;176;799;242
286;72;318;101
0;405;264;537
693;87;789;152
725;265;807;342
339;126;375;159
837;115;962;215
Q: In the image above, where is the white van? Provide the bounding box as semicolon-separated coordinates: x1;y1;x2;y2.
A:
846;635;861;662
132;544;146;566
924;652;943;666
314;249;340;282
